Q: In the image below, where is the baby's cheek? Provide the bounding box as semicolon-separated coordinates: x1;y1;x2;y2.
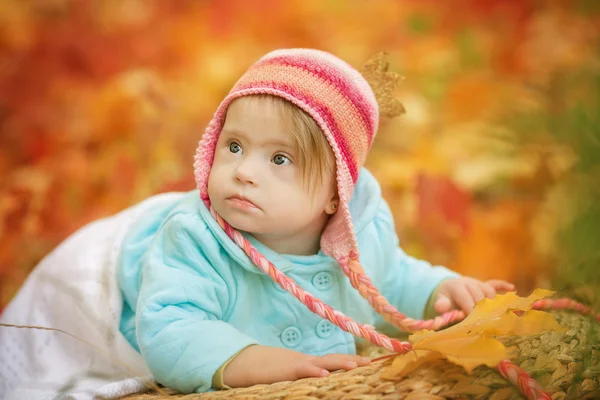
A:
273;163;300;181
207;169;223;198
267;187;298;212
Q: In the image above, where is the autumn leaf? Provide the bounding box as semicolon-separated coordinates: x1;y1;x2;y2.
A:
441;288;558;329
381;350;444;380
360;52;406;119
382;289;564;379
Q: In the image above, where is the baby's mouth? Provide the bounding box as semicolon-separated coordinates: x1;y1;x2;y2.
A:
226;195;260;211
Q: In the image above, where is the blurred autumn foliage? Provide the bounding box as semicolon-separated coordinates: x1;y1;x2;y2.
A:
1;0;599;309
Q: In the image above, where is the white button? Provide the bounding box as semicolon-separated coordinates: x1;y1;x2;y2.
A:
281;327;302;347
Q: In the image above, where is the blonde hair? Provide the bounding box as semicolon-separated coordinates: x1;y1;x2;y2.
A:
252;95;336;191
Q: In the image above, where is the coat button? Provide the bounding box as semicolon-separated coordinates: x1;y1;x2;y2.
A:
281;327;302;348
315;320;334;338
312;271;333;290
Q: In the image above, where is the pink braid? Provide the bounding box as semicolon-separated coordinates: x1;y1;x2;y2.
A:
498;360;552;400
533;298;600;322
339;254;464;332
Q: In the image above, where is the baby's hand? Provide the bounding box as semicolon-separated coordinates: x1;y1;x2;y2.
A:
295;352;371;378
223;345;370;388
434;277;515;315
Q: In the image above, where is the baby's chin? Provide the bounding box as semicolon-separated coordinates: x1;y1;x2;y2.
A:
218;209;267;234
211;199;288;236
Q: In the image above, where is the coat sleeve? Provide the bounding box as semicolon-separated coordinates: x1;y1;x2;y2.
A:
135;213;259;393
366;200;460;331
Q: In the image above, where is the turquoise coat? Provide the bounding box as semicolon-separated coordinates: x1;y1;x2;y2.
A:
117;168;458;393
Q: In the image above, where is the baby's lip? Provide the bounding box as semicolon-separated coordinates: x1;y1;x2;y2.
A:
227;194;260;210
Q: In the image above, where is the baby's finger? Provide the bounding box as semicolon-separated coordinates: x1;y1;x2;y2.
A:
434;293;453;314
486;280;515;293
324;354;370;368
295;362;330;379
466;281;486;305
452;285;475;314
355;355;371;366
314;354;370;371
481;282;496;299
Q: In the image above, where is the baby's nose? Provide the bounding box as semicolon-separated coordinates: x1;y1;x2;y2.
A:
234;158;259;185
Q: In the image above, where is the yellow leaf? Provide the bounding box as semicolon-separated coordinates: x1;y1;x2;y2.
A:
466;288;555;320
484;309;564;337
381;350;443;380
418;336;507;373
385;289;563;378
411;289;558;346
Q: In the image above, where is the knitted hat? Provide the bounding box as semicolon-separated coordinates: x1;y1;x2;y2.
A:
196;48;378;258
194;49;455;351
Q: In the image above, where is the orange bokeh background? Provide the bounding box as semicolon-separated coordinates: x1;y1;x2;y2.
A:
2;0;599;308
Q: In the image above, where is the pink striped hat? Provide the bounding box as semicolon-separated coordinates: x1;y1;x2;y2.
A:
195;48;377;260
193;49;440;350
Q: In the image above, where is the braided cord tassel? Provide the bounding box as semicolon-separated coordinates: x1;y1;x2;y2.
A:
341;256;464;332
533;298;600;322
209;206;411;353
498;360;552;400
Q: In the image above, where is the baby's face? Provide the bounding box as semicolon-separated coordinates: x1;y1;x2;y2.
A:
208;97;336;255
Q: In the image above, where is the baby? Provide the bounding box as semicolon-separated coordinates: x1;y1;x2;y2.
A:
0;49;513;396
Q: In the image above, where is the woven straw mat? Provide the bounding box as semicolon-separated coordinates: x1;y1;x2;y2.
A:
124;311;599;400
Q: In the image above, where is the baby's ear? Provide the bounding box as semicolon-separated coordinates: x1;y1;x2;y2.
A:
329;191;340;204
326;193;340;215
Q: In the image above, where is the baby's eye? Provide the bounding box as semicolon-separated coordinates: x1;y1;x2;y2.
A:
272;154;290;166
229;142;242;154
